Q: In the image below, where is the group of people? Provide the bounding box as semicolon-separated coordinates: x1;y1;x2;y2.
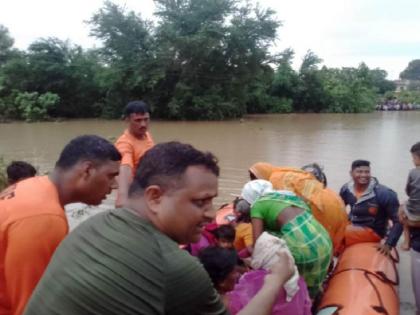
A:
0;99;419;314
193;155;411;310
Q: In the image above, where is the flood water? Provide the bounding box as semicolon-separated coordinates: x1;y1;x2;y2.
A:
0;111;419;313
1;111;419;203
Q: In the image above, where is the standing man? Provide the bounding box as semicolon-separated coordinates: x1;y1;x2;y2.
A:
339;160;402;255
115;100;154;207
24;142;294;315
0;135;121;315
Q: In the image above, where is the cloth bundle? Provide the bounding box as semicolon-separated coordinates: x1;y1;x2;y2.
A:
251;232;300;302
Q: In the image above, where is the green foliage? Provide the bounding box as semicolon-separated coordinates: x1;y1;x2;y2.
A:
396;90;420;104
270;52;382;113
14;91;59;121
369;68;396;94
0;4;400;120
0;156;7;191
149;0;281;119
400;59;420;81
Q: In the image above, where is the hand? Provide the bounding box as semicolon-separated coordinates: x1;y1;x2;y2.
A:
377;243;392;257
266;251;295;285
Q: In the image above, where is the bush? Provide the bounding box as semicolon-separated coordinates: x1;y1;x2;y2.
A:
14;91;59;121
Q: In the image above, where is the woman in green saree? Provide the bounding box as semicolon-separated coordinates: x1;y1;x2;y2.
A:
241;180;332;298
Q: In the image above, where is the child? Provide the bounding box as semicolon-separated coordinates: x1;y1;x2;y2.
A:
214;224;236;249
401;141;420;250
399;141;420;315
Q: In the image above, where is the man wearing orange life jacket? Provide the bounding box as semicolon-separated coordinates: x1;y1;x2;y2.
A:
0;135;121;315
115;100;154;207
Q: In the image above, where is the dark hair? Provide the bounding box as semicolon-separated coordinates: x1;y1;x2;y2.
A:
234;197;251;223
302;163;328;187
198;246;238;288
411;142;420;157
124;100;150;117
55;135;121;170
249;170;257;180
351;159;370;171
214;225;236;242
7;161;37;184
129;142;219;195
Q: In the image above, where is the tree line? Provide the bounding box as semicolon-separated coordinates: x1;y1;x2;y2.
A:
0;0;399;121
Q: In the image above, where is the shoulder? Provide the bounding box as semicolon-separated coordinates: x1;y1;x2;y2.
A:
6;214;68;244
146;131;154;143
163;250;227;314
237;222;251;231
374;183;398;202
409;168;420;179
339;182;351;194
0;177;63;226
163;244;202;271
115;130;133;146
375;183;396;195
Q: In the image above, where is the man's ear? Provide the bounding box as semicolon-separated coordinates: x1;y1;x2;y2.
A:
74;161;96;182
144;185;164;214
76;160;95;182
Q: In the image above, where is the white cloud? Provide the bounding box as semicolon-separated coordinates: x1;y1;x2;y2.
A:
0;0;419;79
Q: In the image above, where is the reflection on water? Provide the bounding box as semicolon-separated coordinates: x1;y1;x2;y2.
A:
1;112;419;204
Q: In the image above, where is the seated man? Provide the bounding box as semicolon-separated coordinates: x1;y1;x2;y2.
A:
25;142;294;315
339;159;402;255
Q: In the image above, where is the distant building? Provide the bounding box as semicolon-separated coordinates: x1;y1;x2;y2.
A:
394;79;420;92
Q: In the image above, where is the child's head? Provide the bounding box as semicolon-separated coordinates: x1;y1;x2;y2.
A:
198;246;239;294
411;142;420;167
214;224;235;249
233;197;251;223
7;161;37;185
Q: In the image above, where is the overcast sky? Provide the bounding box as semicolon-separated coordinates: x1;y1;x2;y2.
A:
1;0;419;79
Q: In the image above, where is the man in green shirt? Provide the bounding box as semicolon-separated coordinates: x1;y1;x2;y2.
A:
24;142;294;315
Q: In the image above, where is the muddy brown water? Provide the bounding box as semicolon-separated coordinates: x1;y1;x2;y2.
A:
1;111;419;313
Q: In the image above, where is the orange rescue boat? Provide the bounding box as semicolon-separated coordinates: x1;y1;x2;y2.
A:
317;242;399;315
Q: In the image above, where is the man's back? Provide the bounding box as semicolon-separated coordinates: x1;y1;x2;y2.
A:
0;176;68;315
24;209;227;315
